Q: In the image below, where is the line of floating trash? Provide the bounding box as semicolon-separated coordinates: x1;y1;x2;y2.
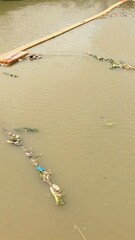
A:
87;53;135;70
6;129;65;206
103;13;135;18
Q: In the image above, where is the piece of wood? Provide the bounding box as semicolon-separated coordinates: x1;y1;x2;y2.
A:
0;0;128;64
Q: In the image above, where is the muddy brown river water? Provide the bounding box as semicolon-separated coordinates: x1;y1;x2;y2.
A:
0;0;135;239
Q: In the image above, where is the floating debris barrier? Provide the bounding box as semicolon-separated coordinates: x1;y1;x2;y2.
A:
14;127;39;133
0;0;128;66
87;53;135;70
6;132;65;206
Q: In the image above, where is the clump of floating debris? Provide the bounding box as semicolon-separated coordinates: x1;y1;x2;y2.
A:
6;132;65;206
87;53;135;70
7;133;22;146
25;53;42;61
14;127;39;133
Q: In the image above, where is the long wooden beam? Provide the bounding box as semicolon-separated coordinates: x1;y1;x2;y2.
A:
0;0;128;64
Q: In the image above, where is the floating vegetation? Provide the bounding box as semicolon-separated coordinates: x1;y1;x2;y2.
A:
14;127;39;133
3;72;18;77
6;132;65;206
87;53;135;70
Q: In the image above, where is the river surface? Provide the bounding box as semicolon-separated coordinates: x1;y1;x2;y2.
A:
0;1;135;240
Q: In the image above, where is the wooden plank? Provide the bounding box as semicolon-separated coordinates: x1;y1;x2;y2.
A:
0;0;128;64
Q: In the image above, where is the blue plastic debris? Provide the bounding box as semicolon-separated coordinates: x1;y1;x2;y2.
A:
37;165;45;172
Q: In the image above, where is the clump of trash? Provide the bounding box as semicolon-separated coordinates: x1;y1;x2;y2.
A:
7;132;22;146
87;53;135;70
6;131;65;206
25;53;42;61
